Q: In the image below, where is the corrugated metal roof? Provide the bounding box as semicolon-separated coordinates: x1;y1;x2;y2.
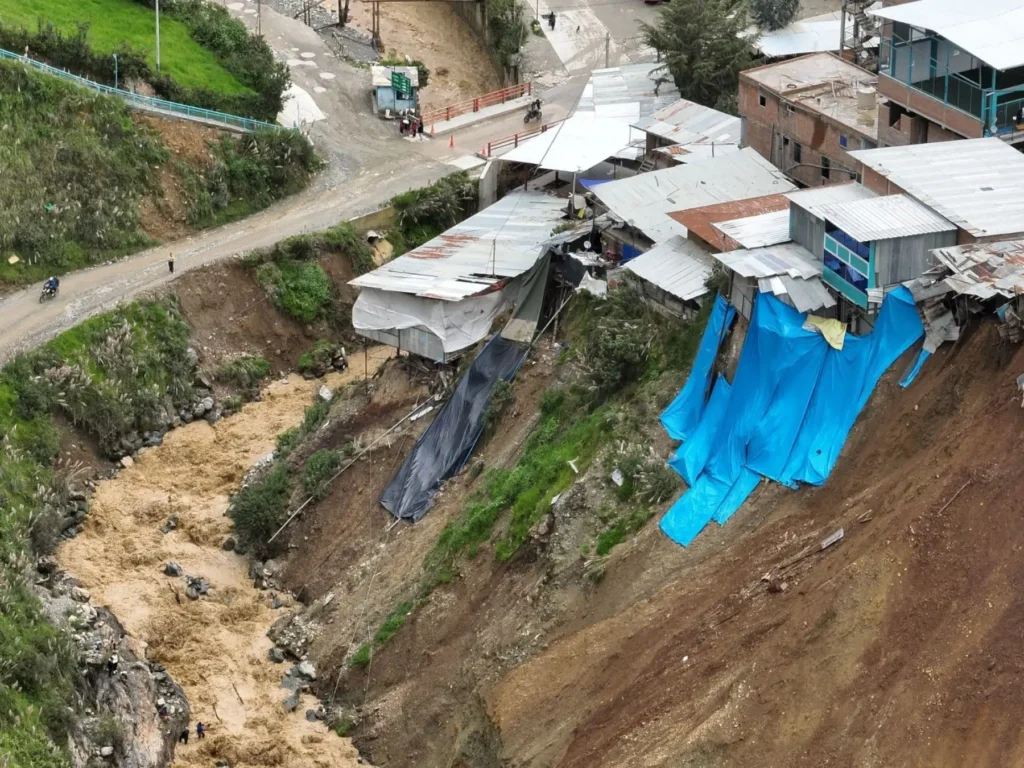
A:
632;98;741;146
713;210;792;249
592;149;796;243
715;241;822;280
499;115;636;173
747;7;880;58
623;235;714;301
653;143;742;165
813;194;956;242
870;0;1024;71
349;192;566;300
371;65;419;88
758;274;837;313
848;138;1024;238
502;64;677;172
785;182;877;214
930;239;1024;299
575;63;680;121
669;193;791;252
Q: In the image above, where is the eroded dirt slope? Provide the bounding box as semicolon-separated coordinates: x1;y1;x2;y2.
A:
306;321;1024;767
489;322;1024;767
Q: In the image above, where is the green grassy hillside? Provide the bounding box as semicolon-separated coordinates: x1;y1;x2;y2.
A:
0;59;320;286
0;0;249;94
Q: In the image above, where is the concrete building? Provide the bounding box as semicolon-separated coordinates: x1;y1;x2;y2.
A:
739;53;881;188
872;0;1024;147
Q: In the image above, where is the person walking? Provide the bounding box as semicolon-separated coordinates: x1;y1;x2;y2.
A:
548;11;556;30
168;252;175;274
179;728;189;745
196;722;206;740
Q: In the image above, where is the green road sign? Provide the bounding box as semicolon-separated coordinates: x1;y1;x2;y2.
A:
391;70;411;97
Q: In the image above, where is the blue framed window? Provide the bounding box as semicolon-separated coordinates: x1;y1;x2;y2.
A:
839;134;848;148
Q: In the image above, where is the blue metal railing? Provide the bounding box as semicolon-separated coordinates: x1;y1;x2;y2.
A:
0;46;283;132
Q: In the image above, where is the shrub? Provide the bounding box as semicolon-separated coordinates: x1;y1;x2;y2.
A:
256;261;332;323
217;355;270;397
297;340;338;376
348;601;414;668
275;427;300;459
390;172;477;254
482;379;514;431
302;449;341;500
228;463;292;557
572;285;656;404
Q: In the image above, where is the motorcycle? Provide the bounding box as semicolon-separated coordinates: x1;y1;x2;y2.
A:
39;284;59;303
524;104;543;124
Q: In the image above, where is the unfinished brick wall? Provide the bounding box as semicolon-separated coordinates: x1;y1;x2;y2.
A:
739;76;867;188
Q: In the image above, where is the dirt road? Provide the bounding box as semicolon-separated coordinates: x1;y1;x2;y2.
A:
58;353;392;767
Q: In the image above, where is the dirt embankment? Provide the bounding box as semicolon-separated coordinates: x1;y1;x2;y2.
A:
289;320;1024;767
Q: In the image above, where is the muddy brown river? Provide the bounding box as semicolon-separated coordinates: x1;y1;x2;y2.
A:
59;350;392;767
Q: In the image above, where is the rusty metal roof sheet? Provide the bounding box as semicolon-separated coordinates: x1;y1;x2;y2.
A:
349;192;566;300
930;239;1024;299
669;193;791;252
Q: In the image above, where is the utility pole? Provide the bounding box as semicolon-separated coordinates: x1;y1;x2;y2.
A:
113;53;118;90
604;32;610;68
155;0;161;72
257;0;262;35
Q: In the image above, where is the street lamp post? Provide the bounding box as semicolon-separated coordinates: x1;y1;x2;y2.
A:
155;0;161;72
113;53;118;90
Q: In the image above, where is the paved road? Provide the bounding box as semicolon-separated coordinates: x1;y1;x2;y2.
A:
0;0;647;362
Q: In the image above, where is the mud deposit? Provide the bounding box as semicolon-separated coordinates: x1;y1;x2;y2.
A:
58;354;390;767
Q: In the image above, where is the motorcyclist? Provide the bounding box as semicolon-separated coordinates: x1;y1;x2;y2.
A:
44;276;59;294
526;98;542;120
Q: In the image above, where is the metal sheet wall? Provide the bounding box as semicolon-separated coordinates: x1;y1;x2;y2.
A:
789;204;825;259
872;230;958;286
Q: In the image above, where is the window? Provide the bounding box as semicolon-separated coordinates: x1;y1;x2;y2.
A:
783;136;790;147
785;103;796;116
821;156;831;180
793;142;802;163
758;91;766;107
860;138;877;150
839;134;848;148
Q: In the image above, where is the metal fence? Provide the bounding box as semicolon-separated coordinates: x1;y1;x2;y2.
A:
0;46;282;133
421;82;532;126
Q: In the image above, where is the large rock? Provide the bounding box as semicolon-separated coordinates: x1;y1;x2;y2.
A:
268;647;286;664
282;692;300;712
120;456;135;469
222;537;236;552
163;562;183;577
71;586;91;603
294;660;317;681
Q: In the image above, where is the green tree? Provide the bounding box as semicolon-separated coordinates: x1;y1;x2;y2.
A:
640;0;756;112
749;0;800;31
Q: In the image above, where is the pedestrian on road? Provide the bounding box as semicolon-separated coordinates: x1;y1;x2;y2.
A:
417;119;425;138
196;722;206;740
168;252;175;274
576;25;580;33
179;728;189;745
549;11;556;30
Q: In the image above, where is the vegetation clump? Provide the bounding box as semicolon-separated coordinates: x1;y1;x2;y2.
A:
389;173;477;255
0;0;289;120
228;463;292;558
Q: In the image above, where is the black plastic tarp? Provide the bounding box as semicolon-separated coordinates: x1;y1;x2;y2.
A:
380;335;528;521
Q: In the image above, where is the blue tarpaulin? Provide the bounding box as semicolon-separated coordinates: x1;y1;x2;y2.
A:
660;295;736;442
660;287;924;546
899;348;930;388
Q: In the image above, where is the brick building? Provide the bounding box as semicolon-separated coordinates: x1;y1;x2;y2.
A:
739;53;880;188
